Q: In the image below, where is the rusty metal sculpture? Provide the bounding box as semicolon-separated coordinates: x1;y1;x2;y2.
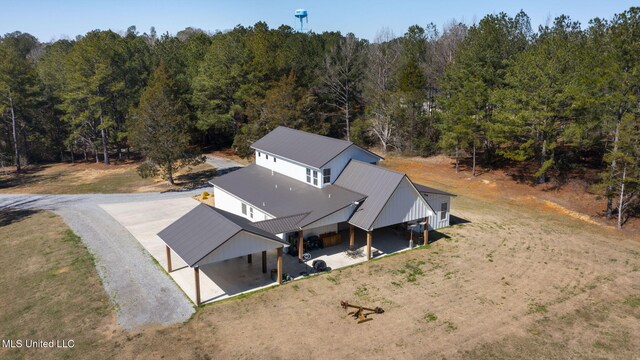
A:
340;301;384;324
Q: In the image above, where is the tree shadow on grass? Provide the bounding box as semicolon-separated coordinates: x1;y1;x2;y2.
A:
0;208;40;227
0;165;60;190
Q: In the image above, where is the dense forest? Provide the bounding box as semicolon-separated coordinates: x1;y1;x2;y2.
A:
0;8;639;227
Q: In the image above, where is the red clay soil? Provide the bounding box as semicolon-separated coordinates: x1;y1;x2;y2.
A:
382;155;639;237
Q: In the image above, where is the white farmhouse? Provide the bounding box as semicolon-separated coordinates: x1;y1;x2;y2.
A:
158;126;455;298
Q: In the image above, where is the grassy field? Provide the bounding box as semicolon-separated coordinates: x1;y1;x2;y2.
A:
1;156;639;359
0;161;216;194
0;210;117;359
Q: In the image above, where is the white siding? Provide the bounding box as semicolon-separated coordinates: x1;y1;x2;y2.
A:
423;193;451;230
255;150;322;188
213;187;273;222
322;146;381;187
371;178;433;230
195;231;281;265
302;223;338;238
301;203;358;230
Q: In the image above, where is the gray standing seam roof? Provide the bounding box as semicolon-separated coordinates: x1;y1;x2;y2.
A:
210;164;366;229
334;160;408;231
414;183;457;197
250;126;383;169
157;203;286;267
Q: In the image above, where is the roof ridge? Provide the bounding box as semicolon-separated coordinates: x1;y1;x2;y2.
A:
348;159;406;177
274;126;352;145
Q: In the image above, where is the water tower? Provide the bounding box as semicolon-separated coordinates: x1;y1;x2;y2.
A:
294;9;308;32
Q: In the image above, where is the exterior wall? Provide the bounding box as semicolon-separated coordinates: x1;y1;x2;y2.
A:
423;193;451;230
255;150;322;188
213;186;273;222
195;231;281;265
302;223;338;238
371;178;433;230
321;146;381;187
301;203;358;230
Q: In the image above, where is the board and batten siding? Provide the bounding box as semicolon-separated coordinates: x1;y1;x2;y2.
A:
213;186;273;222
371;177;433;230
423;193;451;230
322;145;380;186
255;150;322;188
195;231;281;265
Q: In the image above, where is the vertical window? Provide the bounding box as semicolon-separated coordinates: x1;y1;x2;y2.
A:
273;157;276;163
249;207;254;219
313;170;318;186
242;203;247;215
258;152;261;157
440;203;448;220
266;154;269;160
306;168;311;183
323;168;331;184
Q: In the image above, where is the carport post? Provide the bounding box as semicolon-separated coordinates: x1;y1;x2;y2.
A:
277;247;283;284
366;231;372;260
166;245;172;272
248;254;252;264
262;251;267;273
194;266;201;306
423;217;429;245
349;224;355;250
298;230;304;262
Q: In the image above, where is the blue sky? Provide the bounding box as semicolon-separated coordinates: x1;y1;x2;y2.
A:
2;0;637;42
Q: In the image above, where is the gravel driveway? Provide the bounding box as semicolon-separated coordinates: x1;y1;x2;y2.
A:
0;156;245;329
0;190;208;330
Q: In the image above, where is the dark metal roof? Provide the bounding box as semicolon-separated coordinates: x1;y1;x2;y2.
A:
157;203;286;267
210;164;366;229
334;160;406;231
250;126;383;169
253;213;310;234
414;183;457;197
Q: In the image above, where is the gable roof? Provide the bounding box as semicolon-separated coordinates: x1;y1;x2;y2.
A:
250;126;383;169
414;183;457;197
158;203;286;267
253;213;310;234
334;160;409;231
210;164;366;229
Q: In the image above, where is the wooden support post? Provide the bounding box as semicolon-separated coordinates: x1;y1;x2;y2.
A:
298;230;304;262
166;245;172;272
194;266;201;306
424;216;429;245
262;251;267;274
366;231;372;260
248;254;252;264
277;247;283;284
349;224;355;250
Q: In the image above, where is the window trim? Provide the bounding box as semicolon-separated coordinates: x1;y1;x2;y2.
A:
241;203;247;215
306;168;311;183
249;207;254;219
322;168;331;184
313;170;318;186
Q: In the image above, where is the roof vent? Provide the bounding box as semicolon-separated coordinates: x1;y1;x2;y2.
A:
275;184;278;189
289;187;292;191
263;202;266;207
328;194;331;198
271;169;274;176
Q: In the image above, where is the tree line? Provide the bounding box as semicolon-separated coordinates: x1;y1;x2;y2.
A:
0;8;638;227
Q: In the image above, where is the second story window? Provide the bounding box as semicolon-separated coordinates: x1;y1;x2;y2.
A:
273;157;276;163
242;203;247;215
266;154;269;160
323;168;331;184
306;168;311;183
258;152;261;157
249;207;254;219
313;170;318;186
